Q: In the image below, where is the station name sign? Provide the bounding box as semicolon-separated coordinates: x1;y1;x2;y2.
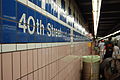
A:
0;0;91;43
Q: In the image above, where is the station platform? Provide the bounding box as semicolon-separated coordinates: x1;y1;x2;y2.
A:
1;0;120;80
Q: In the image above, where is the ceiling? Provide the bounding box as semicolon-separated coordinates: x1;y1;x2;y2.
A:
75;0;120;37
75;0;93;35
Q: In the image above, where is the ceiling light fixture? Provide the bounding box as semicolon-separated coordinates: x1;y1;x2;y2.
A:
92;0;102;38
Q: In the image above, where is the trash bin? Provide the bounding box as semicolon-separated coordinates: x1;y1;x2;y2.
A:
82;55;100;80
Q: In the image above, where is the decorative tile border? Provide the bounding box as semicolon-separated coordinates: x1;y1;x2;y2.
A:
0;42;88;53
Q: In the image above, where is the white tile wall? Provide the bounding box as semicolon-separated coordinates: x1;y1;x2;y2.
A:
0;42;82;53
2;44;16;52
35;43;42;48
40;43;45;48
17;0;28;5
35;5;42;13
28;0;36;10
27;43;36;49
41;0;46;9
17;44;27;51
46;43;52;48
41;9;47;16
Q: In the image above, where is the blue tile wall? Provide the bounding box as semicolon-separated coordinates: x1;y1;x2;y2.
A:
45;2;51;13
37;0;42;7
35;11;42;42
2;0;16;20
1;20;17;43
45;17;50;42
0;0;1;17
17;2;28;43
53;10;58;18
73;31;91;42
41;13;47;42
29;0;41;7
17;2;28;23
60;14;66;23
54;21;59;42
27;7;36;42
0;0;91;43
0;19;1;43
50;3;54;15
46;17;54;42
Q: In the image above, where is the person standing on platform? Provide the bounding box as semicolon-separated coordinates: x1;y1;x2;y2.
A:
112;43;120;58
98;39;105;61
104;37;114;59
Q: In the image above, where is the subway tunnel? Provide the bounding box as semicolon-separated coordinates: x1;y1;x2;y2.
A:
0;0;120;80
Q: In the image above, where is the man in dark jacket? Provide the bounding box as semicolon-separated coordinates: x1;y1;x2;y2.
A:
104;37;114;59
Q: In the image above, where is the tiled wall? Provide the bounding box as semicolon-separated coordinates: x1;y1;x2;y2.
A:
0;0;92;80
0;42;91;80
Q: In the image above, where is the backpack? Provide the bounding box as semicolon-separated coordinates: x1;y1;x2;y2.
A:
105;41;114;52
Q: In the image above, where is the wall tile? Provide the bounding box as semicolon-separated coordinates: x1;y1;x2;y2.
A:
0;42;90;80
28;0;36;12
51;62;55;78
1;20;17;43
51;47;54;62
35;11;42;43
27;43;36;49
2;0;16;20
21;76;27;80
2;44;16;52
39;69;42;80
34;71;39;80
55;47;59;60
28;73;33;80
2;53;12;80
56;60;59;74
54;61;57;76
17;2;28;43
35;43;41;48
28;50;33;73
49;64;52;79
13;52;20;80
17;44;27;51
21;51;27;76
0;44;1;53
38;49;42;68
42;68;46;80
0;54;1;80
33;49;38;70
52;47;56;61
46;65;49;80
45;48;49;65
41;48;46;67
48;48;52;63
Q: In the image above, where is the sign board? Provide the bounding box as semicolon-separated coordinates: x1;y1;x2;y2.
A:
0;0;91;43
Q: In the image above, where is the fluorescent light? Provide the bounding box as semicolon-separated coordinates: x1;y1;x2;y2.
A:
92;0;102;37
99;29;120;40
